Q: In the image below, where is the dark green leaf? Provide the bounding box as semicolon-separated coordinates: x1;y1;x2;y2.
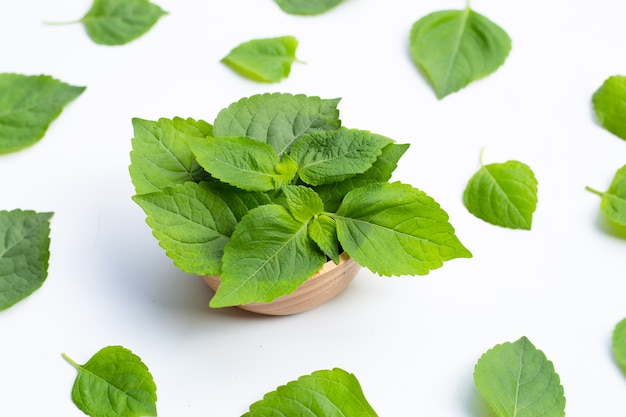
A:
222;36;300;82
592;75;626;140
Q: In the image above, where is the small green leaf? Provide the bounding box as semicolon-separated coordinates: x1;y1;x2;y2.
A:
0;73;84;154
79;0;167;45
221;36;300;83
130;117;213;195
243;368;378;416
211;204;326;307
474;336;566;417
613;318;626;370
308;214;340;263
213;92;341;156
274;0;345;15
463;160;538;230
0;210;53;311
290;128;393;186
410;8;511;98
63;346;157;417
586;164;626;226
592;75;626;140
334;182;472;276
133;182;269;276
282;185;324;222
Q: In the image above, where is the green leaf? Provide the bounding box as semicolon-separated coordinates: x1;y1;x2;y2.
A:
463;160;538;230
211;204;326;307
0;73;84;154
80;0;167;45
613;318;626;370
188;136;289;192
334;182;471;276
474;336;566;417
274;0;345;15
213;92;341;156
410;8;511;99
592;75;626;140
282;185;324;222
586;164;626;226
290;129;393;186
129;117;213;195
133;182;269;276
63;346;157;417
0;210;53;311
308;214;340;264
243;368;378;417
221;36;300;83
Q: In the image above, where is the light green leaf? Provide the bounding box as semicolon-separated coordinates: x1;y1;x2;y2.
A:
0;210;53;311
463;160;538;230
474;336;566;417
308;214;340;264
0;73;84;154
613;318;626;370
243;368;378;417
221;36;300;83
79;0;167;45
211;204;326;307
133;182;268;276
290;129;393;186
282;185;324;222
63;346;157;417
334;182;471;276
188;136;289;192
410;8;511;99
213;92;341;156
586;164;626;226
129;117;213;195
274;0;345;15
592;75;626;140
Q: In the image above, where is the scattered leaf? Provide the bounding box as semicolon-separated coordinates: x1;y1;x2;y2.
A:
613;318;626;370
586;164;626;226
274;0;345;15
592;75;626;140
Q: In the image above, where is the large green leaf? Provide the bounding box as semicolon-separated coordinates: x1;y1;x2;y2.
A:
133;182;268;276
211;204;326;307
0;210;53;311
243;368;378;417
613;318;626;370
290;128;393;186
474;336;566;417
129;117;213;195
334;182;471;276
586;165;626;227
463;160;538;230
80;0;167;45
63;346;157;417
221;36;300;82
0;73;84;154
274;0;345;15
213;92;341;156
410;8;511;99
592;75;626;140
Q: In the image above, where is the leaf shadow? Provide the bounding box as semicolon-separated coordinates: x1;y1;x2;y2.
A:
592;211;626;240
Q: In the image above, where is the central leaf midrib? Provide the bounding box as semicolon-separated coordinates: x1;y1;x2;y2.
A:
442;8;471;94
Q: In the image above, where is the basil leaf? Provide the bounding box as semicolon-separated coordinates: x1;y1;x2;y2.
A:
0;210;53;311
0;73;84;154
211;204;326;307
244;368;378;416
80;0;167;45
213;92;341;156
592;75;626;140
410;8;511;98
63;346;157;417
133;182;269;276
221;36;300;82
586;164;626;226
474;336;566;417
308;214;340;264
130;117;213;195
334;182;472;276
274;0;345;15
290;129;393;186
613;318;626;371
282;185;324;222
463;160;538;230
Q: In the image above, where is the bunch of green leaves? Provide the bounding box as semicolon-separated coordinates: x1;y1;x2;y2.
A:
221;36;300;83
0;210;53;311
592;75;626;141
130;93;471;308
474;336;566;417
409;6;511;99
274;0;345;15
586;164;626;227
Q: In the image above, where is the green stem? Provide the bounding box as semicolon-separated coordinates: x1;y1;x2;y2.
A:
61;352;80;369
585;186;604;197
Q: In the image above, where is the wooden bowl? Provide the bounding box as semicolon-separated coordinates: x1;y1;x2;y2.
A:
202;253;361;315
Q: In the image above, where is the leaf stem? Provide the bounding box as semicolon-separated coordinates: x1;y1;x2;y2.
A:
42;20;81;26
61;352;80;369
585;186;604;197
479;146;485;166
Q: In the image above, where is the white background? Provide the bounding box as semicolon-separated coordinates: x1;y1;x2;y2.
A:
1;0;625;416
